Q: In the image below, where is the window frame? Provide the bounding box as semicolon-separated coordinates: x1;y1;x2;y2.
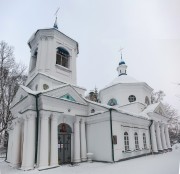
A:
128;95;136;103
134;132;139;150
143;133;147;149
107;98;118;106
56;47;70;68
124;132;130;151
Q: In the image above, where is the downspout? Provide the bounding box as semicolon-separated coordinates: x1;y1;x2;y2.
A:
35;93;40;165
149;120;153;153
109;108;114;162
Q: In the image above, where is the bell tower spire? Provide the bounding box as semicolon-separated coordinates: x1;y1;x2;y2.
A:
117;48;127;76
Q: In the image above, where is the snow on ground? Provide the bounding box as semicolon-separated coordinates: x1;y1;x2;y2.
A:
1;146;180;174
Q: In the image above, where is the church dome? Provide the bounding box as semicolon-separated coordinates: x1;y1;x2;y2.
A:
103;75;139;89
119;60;125;65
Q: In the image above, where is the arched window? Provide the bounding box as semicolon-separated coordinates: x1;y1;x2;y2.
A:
134;132;139;150
143;133;147;149
145;96;150;105
128;95;136;102
124;132;129;151
30;49;38;71
107;98;118;106
56;47;69;68
58;123;72;133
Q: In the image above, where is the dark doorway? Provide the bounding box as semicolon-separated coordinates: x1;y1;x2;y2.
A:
58;123;72;164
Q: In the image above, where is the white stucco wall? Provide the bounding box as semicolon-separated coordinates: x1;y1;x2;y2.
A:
111;111;151;161
86;112;112;162
119;102;146;114
99;83;152;107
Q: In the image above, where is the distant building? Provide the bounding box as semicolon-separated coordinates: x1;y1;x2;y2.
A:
7;21;172;170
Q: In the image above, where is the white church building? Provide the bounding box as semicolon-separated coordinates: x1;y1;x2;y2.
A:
6;22;172;170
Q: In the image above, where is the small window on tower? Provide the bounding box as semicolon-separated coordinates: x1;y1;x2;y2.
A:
56;47;69;68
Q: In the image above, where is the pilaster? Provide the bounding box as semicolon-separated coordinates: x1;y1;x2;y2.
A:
21;112;36;170
160;124;168;151
150;122;158;153
164;124;172;150
80;119;87;161
12;119;22;167
21;117;28;169
73;117;81;163
155;122;163;152
50;114;59;166
39;112;50;168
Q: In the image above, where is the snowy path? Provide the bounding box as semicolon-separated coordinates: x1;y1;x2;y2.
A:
0;148;180;174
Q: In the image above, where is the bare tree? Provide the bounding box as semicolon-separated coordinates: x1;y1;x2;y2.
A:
151;90;166;104
151;90;180;144
86;87;99;102
0;41;27;134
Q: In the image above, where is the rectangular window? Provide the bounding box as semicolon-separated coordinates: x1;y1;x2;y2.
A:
56;53;69;68
113;135;117;144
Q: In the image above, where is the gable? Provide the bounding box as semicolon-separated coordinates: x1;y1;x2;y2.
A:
154;103;167;117
42;85;87;105
11;86;29;107
60;93;76;102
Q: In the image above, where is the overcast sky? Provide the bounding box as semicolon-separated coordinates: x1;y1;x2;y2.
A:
0;0;180;113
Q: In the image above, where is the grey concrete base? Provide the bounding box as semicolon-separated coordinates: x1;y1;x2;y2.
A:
163;149;169;153
168;148;172;152
116;153;152;162
158;150;164;153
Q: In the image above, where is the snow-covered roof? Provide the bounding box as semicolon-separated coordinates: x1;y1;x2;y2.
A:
100;74;153;91
26;72;86;91
84;98;111;109
115;108;150;120
20;85;40;95
140;102;169;119
107;75;139;86
101;75;139;91
28;28;79;53
84;98;150;120
139;102;161;119
142;102;160;114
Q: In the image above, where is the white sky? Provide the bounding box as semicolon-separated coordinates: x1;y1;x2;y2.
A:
0;0;180;113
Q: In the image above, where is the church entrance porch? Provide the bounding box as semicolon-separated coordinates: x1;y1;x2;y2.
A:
58;123;72;164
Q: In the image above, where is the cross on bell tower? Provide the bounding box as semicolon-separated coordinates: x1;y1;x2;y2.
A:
53;7;60;29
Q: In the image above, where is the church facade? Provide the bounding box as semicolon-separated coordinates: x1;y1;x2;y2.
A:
7;24;172;170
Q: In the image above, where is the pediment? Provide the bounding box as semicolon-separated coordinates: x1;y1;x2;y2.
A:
42;85;87;105
11;86;29;107
154;103;167;117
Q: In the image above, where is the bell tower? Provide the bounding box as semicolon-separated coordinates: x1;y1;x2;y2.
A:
26;21;79;91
